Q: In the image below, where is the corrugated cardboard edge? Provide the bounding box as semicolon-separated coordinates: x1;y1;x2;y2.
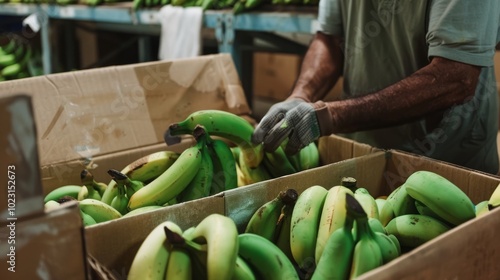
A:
83;194;225;277
318;134;381;165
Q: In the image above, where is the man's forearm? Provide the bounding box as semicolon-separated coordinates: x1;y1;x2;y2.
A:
327;57;481;133
290;32;344;102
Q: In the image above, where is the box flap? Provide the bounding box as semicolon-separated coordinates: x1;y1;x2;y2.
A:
0;95;44;220
0;54;250;168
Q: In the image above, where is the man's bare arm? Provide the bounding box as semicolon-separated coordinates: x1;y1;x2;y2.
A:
290;32;344;102
326;57;481;133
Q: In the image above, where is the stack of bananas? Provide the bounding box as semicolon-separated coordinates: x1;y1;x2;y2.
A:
128;212;301;279
0;37;35;81
43;109;320;227
243;170;491;279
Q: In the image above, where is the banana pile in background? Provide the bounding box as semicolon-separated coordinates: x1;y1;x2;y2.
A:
0;35;43;81
43;109;320;226
0;0;319;14
125;171;500;279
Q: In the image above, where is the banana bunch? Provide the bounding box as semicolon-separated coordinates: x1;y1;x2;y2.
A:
487;182;500;211
129;213;300;279
0;37;34;81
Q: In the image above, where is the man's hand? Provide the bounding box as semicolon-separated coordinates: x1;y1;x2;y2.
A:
252;98;334;155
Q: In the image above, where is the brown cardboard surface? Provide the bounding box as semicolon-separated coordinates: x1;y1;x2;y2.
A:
84;195;225;278
0;95;44;223
0;54;249;194
0;202;87;280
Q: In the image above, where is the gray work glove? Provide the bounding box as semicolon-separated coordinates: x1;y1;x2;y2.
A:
252;98;334;155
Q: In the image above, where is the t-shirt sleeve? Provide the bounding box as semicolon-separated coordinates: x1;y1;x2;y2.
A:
318;0;343;36
426;0;500;67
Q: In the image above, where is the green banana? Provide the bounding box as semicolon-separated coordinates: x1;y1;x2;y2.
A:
475;200;490;217
385;214;451;248
128;221;183;280
80;209;97;227
404;170;475;226
373;231;400;264
262;145;297;178
107;169;144;199
109;179;129;215
165;247;192;279
414;199;447;222
44;200;61;212
311;209;355;280
238;233;300;280
78;198;122;224
298;141;320;171
244;189;298;242
122;205;164;218
386;184;418;217
127;139;204;210
315;185;353;264
354;187;379;220
183;213;239;280
274;203;296;265
290;185;328;271
238;151;272;185
78;170;102;201
232;256;257;280
169;110;264;169
80;169;108;196
346;193;383;278
44;185;82;203
207;137;238;194
488;182;500;209
375;197;387;218
102;150;179;205
0;38;17;54
178;131;214;202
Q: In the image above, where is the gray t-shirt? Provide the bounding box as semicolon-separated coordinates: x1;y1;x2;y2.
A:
318;0;500;174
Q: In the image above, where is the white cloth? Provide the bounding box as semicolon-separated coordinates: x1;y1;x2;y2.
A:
158;5;203;61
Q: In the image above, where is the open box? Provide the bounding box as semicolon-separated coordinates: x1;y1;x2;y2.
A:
224;149;500;279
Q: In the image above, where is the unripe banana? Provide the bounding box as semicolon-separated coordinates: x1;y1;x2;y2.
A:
488;182;500;209
262;145;297;178
414;199;447;222
80;169;107;197
169;110;264;168
78;198;122;224
178;134;214;202
232;256;257;280
290;185;328;270
183;213;239;280
274;203;296;265
128;221;183;280
354;187;379;219
375;197;387;218
44;200;61;212
207;134;238;194
298;141;320;171
238;152;272;185
385;214;451;248
346;194;383;279
102;150;179;205
245;189;298;242
404;171;475;226
79;209;97;227
238;233;300;280
373;231;400;264
386;184;418;217
165;247;192;280
122;205;164;218
44;185;82;203
475;200;490;217
315;185;353;264
311;212;355;280
109;181;129;215
127;139;204;210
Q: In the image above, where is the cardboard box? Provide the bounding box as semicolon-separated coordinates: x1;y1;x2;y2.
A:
0;54;251;195
225;149;500;279
0;95;44;221
253;52;302;101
